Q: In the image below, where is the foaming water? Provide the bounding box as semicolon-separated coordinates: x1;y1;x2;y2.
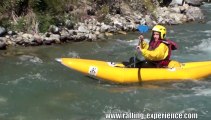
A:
67;51;80;58
125;38;150;46
0;3;211;120
207;20;211;24
18;55;43;64
194;88;211;96
191;38;211;51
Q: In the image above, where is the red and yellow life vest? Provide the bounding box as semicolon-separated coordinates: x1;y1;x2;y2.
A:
148;39;178;67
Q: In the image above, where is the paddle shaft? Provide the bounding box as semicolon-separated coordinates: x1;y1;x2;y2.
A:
133;25;149;68
134;35;143;67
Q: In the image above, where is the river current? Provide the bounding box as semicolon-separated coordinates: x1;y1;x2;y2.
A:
0;4;211;120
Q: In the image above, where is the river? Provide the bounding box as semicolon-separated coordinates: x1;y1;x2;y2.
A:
0;3;211;120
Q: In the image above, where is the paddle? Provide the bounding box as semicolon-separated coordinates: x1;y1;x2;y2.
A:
138;25;149;34
132;25;149;67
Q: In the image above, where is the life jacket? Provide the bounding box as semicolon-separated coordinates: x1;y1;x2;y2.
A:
148;39;178;68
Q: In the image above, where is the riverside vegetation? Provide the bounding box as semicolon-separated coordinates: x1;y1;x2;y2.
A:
0;0;210;50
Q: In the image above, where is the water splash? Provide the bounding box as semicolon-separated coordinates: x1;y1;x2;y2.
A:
18;55;43;64
207;21;211;24
124;38;150;46
179;108;198;113
190;38;211;52
199;30;211;34
67;51;80;58
194;89;211;96
7;73;47;85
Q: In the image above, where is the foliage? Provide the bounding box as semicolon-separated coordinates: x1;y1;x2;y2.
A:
0;0;78;32
11;17;27;32
37;14;54;33
143;0;157;19
0;18;11;28
100;4;110;15
0;0;159;33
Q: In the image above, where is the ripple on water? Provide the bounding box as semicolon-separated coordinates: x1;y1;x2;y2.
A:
199;30;211;34
194;88;211;96
67;51;80;58
169;81;211;97
126;39;150;46
7;73;47;85
207;21;211;24
12;115;27;120
190;38;211;51
0;96;7;105
18;55;43;64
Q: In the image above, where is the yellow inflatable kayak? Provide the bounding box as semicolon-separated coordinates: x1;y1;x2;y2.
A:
56;58;211;83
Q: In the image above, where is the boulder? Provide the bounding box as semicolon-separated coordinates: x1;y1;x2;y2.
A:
78;24;90;33
169;13;187;24
0;39;7;50
0;26;7;37
186;6;204;21
7;31;17;36
203;0;211;3
170;0;185;6
49;25;60;34
65;20;75;30
185;0;204;6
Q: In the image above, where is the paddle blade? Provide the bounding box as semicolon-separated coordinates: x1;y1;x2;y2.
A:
137;25;149;33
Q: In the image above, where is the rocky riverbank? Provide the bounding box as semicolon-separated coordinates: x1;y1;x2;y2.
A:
0;0;208;50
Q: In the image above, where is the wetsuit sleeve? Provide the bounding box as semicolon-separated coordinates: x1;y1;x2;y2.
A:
141;43;169;61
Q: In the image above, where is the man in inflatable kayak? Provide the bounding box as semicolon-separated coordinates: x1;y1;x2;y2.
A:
127;25;180;68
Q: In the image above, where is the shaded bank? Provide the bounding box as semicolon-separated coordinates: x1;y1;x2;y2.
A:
0;0;208;50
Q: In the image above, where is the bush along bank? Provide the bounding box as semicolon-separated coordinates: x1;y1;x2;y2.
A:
0;0;206;50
